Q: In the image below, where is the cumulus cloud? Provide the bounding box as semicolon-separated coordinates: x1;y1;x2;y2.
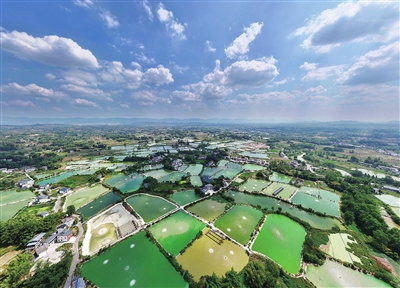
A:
143;65;174;86
99;9;119;28
120;103;130;109
1;29;99;69
1;82;67;99
172;90;199;102
225;22;263;59
300;62;344;81
130;61;142;69
141;0;153;21
157;3;186;40
72;98;98;107
292;1;399;52
61;84;113;101
98;61;143;89
304;85;327;94
205;40;216;53
337;41;399;85
60;70;98;86
184;57;278;100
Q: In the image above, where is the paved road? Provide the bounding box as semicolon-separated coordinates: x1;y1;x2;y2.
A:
53;196;61;212
64;217;83;288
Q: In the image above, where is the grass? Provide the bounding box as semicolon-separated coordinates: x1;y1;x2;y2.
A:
57;175;93;189
17;202;54;218
89;222;117;252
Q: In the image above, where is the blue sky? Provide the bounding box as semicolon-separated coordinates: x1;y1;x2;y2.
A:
1;0;399;121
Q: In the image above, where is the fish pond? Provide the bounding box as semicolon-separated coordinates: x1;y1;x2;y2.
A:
65;185;109;209
214;205;263;245
184;164;203;175
242;164;265;171
144;169;170;179
149;211;205;256
239;178;270;192
126;194;177;222
252;214;306;274
105;174;145;193
177;228;249;281
77;192;121;219
269;173;292;184
240;151;268;159
38;170;82;185
213;167;242;179
298;187;340;202
81;231;188;288
263;182;297;200
186;197;228;222
171;190;201;206
158;172;187;183
306;259;391;287
375;194;400;207
202;167;224;176
224;191;343;230
291;192;340;217
190;176;202;187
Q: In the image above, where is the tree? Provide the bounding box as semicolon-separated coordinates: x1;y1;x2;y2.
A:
66;205;76;216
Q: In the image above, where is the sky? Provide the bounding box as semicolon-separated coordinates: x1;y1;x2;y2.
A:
1;0;399;122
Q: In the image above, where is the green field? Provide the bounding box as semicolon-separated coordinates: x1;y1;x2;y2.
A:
65;185;109;209
81;231;187;287
0;189;34;205
269;173;292;184
242;164;265;171
327;233;361;263
239;178;270;192
158;172;187;183
177;228;249;281
149;211;205;256
291;192;340;217
214;205;263;245
0;200;30;221
89;222;117;252
190;176;202;187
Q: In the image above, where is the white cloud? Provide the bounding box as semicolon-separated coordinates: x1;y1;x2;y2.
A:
300;63;344;81
120;103;130;109
1;29;99;69
61;84;112;101
205;40;216;53
172;90;200;102
132;90;158;106
184;57;278;100
73;0;94;9
337;41;399;85
7;100;36;107
157;3;186;40
130;61;142;69
274;79;287;85
143;65;174;86
336;84;398;104
135;52;155;64
141;0;153;21
60;70;98;86
1;82;67;99
225;22;263;59
99;9;119;28
72;98;98;107
45;73;56;80
304;85;327;94
292;2;399;52
98;61;143;89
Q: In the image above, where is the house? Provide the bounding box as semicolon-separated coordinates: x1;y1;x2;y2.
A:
58;187;71;194
383;186;400;193
201;175;213;184
43;233;57;245
38;211;50;218
26;232;46;251
57;230;73;243
71;276;86;288
34;195;50;204
96;174;103;181
289;160;299;169
38;184;51;193
201;184;215;195
62;216;75;225
23;166;36;173
18;178;34;189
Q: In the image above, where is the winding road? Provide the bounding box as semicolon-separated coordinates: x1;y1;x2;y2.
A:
64;216;84;288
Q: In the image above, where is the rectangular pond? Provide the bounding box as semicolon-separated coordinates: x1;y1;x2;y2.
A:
242;164;265;171
65;185;109;209
306;259;391;288
190;176;202;187
38;170;83;185
186;197;228;222
213;167;242;179
171;190;201;206
81;231;188;288
239;179;271;193
240;151;268;159
291;192;340;217
263;182;297;200
224;191;343;230
299;187;340;202
269;173;292;184
184;164;203;175
158;172;188;183
214;205;263;245
177;228;249;281
149;211;206;256
252;214;306;274
77;192;121;219
126;194;177;222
